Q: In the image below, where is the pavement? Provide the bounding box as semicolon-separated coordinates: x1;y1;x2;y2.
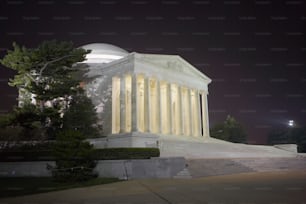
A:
159;136;300;158
1;170;306;204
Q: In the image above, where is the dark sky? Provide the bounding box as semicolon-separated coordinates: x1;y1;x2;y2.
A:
0;0;305;144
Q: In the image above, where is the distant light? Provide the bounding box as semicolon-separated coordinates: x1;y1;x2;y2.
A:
288;120;295;127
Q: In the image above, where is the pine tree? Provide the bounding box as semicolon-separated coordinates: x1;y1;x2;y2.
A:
1;40;90;138
51;130;97;182
62;92;99;138
210;115;247;143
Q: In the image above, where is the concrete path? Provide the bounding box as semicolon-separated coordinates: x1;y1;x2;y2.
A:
1;170;306;204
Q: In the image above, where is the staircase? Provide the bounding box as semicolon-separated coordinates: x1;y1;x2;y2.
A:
173;167;192;179
180;157;306;178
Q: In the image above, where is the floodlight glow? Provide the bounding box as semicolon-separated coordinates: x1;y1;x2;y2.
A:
288;120;294;127
86;54;123;60
81;43;129;64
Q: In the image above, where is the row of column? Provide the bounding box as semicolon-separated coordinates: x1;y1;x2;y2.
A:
112;74;209;138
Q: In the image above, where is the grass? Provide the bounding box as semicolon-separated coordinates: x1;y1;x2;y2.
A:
0;177;121;198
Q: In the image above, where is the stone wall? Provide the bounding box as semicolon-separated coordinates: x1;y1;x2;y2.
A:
0;157;186;179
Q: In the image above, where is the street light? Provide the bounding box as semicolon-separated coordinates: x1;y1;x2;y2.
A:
288;120;295;127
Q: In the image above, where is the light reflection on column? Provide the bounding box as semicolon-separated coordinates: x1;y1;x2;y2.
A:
160;81;170;134
171;83;181;135
136;75;145;132
181;87;191;136
125;75;132;132
190;89;200;136
112;76;120;134
149;78;158;133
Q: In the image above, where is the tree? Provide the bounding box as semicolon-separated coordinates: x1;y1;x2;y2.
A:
50;130;97;182
1;41;99;181
0;40;90;138
267;126;306;153
62;92;99;138
210;115;247;143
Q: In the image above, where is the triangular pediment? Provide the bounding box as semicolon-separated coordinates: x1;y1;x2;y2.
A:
134;53;211;84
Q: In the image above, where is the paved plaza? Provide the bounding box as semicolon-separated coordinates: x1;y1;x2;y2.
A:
1;170;306;204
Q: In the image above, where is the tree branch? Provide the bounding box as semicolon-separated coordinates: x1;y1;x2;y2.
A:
25;73;37;84
39;54;73;77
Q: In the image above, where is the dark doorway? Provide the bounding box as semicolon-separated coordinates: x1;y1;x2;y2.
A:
199;93;204;136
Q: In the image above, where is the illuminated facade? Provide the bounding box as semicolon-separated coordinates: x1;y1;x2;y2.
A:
81;43;211;147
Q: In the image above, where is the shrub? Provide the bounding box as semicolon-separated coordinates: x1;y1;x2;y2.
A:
210;115;247;143
93;148;160;160
0;146;160;161
50;130;97;182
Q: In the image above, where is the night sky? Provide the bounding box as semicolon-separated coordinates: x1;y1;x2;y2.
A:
0;0;305;144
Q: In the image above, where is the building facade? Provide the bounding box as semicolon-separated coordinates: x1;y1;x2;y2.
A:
81;43;211;147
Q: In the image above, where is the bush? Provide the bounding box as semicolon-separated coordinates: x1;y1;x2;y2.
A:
268;126;306;153
51;130;97;182
210;115;247;143
0;147;160;162
0;147;160;161
0;142;53;152
93;148;160;160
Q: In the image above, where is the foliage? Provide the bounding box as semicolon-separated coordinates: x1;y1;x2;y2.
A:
62;93;99;138
0;141;52;151
210;115;247;143
0;40;90;139
11;104;45;139
0;146;160;161
0;107;44;149
0;126;23;149
51;130;97;182
93;148;160;160
267;126;306;153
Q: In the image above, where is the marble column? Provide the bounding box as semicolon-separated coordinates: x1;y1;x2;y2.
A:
149;78;159;133
125;75;132;132
111;76;120;134
119;75;126;133
195;90;204;136
156;80;161;134
131;74;138;132
181;87;190;136
167;82;173;135
144;77;150;132
160;81;170;134
188;88;193;136
202;91;210;138
178;85;183;136
158;80;162;134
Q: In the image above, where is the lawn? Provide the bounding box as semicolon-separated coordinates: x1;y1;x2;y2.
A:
0;177;121;198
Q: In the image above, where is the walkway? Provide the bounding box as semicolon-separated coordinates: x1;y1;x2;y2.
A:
1;170;306;204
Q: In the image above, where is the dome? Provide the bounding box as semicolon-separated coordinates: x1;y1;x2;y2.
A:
81;43;129;63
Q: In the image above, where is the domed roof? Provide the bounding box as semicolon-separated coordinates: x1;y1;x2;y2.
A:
81;43;129;63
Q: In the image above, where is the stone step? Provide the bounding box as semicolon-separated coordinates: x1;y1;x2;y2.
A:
186;157;306;178
173;168;192;179
233;157;306;172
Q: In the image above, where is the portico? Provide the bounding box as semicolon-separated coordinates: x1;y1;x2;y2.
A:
81;43;211;147
111;74;210;138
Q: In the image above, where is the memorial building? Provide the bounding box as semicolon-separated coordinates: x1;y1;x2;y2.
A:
81;43;212;147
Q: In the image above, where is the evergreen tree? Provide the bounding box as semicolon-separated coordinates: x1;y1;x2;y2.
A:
62;92;99;138
210;115;247;143
0;40;90;138
51;130;97;182
267;126;306;153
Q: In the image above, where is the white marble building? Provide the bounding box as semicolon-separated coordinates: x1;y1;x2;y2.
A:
81;43;211;148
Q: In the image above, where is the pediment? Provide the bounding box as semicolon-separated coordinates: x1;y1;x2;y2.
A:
134;53;211;84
